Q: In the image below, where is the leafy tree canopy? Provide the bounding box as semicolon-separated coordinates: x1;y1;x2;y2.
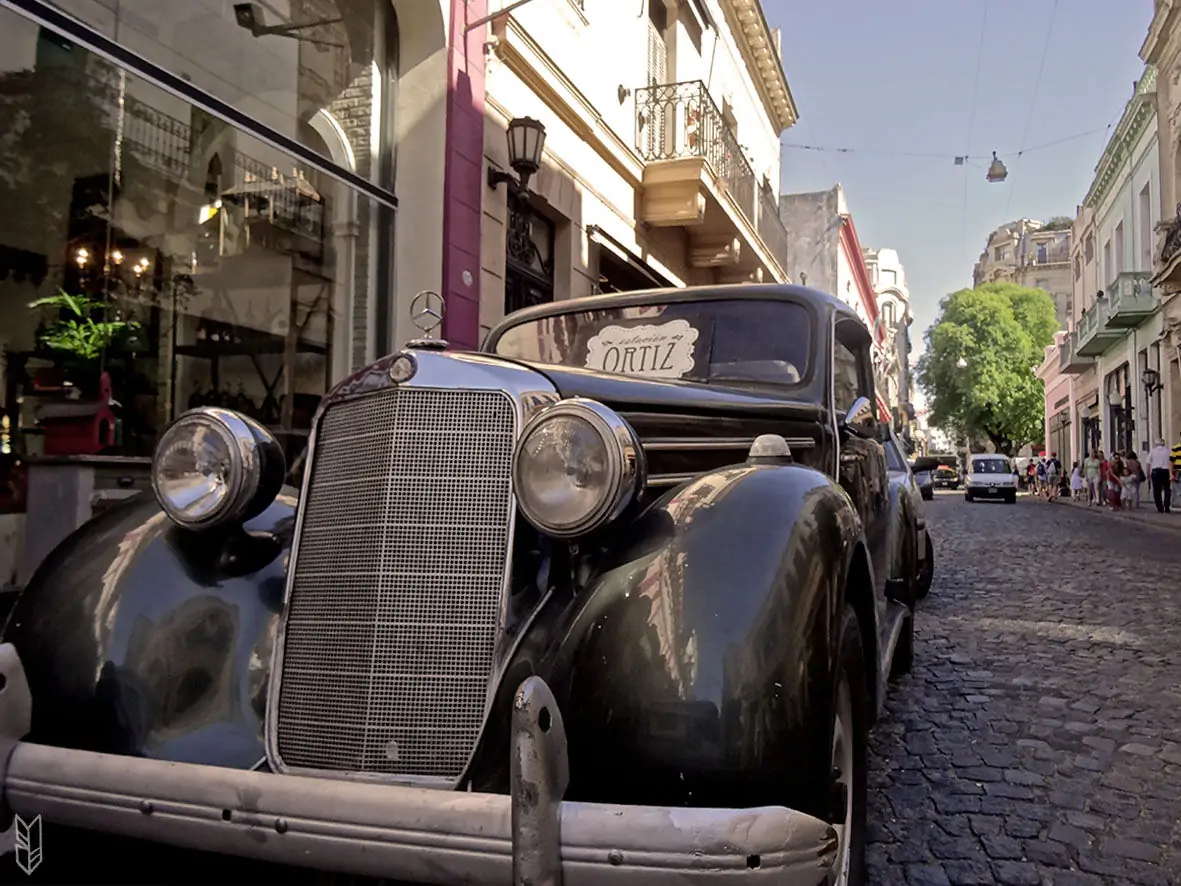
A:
917;282;1058;455
1043;216;1074;231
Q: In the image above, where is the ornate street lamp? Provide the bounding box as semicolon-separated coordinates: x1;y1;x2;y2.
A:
1142;367;1163;396
487;117;547;193
986;151;1008;183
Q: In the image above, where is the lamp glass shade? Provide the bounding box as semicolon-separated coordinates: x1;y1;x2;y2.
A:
1143;368;1161;388
506;117;546;176
986;155;1008;183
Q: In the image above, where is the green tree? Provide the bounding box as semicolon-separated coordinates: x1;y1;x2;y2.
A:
917;282;1058;456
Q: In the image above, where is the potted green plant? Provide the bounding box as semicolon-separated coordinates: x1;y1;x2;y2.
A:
29;291;139;397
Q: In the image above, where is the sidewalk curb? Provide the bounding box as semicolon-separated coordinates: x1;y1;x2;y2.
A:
1054;496;1181;534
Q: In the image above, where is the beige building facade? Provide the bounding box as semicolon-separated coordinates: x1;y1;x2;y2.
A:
972;219;1073;329
1048;65;1163;464
1141;0;1181;448
477;0;796;340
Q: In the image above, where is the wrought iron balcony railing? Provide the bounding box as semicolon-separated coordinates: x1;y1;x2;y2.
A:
635;80;757;228
1159;207;1181;268
109;91;326;247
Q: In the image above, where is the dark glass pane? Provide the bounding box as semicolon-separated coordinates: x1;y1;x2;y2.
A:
0;5;383;485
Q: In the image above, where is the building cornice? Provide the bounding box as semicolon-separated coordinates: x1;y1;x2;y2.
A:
1083;67;1157;211
838;215;882;339
716;0;798;134
1141;0;1179;64
493;16;645;187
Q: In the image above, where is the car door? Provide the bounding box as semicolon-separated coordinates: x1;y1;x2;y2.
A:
832;319;891;596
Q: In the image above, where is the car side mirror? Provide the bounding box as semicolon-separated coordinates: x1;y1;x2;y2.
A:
840;396;876;438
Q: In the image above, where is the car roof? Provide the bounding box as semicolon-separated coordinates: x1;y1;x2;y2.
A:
484;283;863;332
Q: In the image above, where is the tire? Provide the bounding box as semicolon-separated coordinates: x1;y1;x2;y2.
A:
921;489;933;501
1005;492;1017;504
964;492;973;502
915;533;934;600
831;607;869;885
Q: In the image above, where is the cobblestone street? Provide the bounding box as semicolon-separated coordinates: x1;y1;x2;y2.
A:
868;492;1181;885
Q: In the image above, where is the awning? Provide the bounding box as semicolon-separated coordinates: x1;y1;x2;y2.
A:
586;225;675;289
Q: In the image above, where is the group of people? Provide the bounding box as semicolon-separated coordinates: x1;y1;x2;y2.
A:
1070;449;1146;510
1067;439;1180;512
1024;454;1064;500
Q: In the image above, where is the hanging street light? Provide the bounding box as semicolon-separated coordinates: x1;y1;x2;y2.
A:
487;117;547;194
986;151;1008;183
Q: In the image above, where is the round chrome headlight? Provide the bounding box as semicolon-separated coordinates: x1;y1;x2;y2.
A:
512;398;643;538
152;407;285;530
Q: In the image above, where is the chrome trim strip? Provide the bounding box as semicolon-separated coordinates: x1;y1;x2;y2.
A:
265;349;559;789
647;473;698;488
0;0;398;211
641;436;816;451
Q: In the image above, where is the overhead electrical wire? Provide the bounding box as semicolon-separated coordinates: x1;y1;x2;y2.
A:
1004;0;1060;217
780;122;1115;163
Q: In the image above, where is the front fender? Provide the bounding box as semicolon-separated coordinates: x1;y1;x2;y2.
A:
468;464;864;816
2;491;296;769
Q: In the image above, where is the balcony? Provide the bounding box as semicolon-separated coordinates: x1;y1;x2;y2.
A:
635;80;786;281
1104;271;1159;328
1153;210;1181;290
1058;330;1093;374
1075;299;1122;357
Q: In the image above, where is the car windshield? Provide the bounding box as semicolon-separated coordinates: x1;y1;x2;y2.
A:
972;458;1010;474
491;299;811;387
885;440;906;471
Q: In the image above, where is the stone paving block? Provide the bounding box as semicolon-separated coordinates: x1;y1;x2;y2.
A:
866;496;1179;884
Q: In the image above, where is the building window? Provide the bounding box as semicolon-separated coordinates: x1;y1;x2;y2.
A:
994;246;1008;261
1034;279;1049;292
0;2;398;504
1085;234;1094;263
1114;222;1124;278
882;301;896;328
1140;184;1153;269
1103;240;1112;285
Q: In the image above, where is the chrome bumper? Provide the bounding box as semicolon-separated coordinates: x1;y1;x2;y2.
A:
0;645;836;884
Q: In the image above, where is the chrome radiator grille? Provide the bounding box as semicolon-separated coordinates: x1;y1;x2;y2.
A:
275;387;516;781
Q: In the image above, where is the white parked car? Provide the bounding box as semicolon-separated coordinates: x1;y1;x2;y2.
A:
964;453;1018;504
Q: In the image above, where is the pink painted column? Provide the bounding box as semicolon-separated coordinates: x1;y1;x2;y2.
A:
440;0;488;350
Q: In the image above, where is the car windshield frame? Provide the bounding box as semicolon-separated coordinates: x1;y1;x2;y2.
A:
971;458;1011;475
486;295;817;390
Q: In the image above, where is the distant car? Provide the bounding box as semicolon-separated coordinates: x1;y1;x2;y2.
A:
965;453;1018;503
909;461;935;500
931;466;959;489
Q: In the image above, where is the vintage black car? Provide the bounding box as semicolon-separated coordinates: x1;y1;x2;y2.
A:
0;284;929;885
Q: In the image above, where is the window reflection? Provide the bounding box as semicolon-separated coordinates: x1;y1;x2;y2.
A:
46;0;388;175
0;5;390;510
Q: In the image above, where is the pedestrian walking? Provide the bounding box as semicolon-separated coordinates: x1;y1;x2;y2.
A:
1125;450;1144;509
1147;437;1173;513
1035;459;1047;498
1084;449;1103;506
1045;453;1061;501
1105;454;1124;510
1070;461;1084;500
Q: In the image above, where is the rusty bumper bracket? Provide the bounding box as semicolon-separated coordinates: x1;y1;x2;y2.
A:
511;676;569;886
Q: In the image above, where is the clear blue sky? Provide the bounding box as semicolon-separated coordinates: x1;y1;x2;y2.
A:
768;0;1154;352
